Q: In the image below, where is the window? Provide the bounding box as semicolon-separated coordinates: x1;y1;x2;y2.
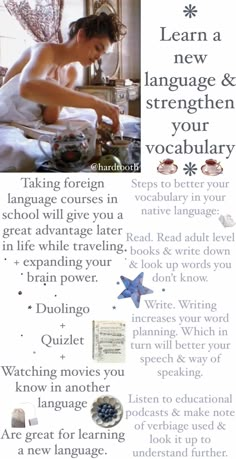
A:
0;2;33;68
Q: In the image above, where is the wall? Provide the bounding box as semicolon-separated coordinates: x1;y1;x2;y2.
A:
0;2;32;68
61;0;86;85
61;0;140;83
121;0;140;80
61;0;85;40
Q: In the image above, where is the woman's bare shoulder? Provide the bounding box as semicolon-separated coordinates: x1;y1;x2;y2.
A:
30;42;56;57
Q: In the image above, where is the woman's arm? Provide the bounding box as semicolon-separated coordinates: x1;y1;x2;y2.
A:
3;48;31;85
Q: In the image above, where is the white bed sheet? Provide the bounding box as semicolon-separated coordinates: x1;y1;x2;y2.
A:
0;124;50;172
0;108;140;172
0;108;97;172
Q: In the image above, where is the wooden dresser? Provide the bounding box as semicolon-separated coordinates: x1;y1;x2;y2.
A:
76;84;140;116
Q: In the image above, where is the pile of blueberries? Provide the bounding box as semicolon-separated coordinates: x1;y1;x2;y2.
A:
97;402;118;423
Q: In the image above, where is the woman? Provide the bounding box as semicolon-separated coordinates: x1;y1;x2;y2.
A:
3;13;127;131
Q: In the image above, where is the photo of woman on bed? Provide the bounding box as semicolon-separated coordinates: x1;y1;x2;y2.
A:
0;2;140;173
2;13;125;132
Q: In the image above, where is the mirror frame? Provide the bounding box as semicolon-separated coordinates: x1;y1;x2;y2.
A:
86;0;122;84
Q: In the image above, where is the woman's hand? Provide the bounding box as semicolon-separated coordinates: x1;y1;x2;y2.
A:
94;99;120;133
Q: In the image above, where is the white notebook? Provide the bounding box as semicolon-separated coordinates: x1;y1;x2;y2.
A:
92;321;126;363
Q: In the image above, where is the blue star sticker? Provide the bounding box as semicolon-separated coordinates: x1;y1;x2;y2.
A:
117;272;153;308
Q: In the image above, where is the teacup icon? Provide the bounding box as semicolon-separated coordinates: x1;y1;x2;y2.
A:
157;158;178;175
38;132;89;171
201;159;222;176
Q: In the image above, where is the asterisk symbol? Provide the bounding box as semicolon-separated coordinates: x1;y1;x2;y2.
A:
183;4;198;18
183;162;198;176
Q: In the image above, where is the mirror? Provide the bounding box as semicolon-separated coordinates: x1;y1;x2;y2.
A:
86;0;122;84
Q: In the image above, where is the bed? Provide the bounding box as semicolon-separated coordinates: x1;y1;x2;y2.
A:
0;90;140;173
0;110;140;173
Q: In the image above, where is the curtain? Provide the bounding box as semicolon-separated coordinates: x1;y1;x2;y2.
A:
0;66;8;87
3;0;64;43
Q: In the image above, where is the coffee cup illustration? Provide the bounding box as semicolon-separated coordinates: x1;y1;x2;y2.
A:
201;159;222;176
157;158;177;174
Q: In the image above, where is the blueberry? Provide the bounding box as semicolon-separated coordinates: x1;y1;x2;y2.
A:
96;400;118;423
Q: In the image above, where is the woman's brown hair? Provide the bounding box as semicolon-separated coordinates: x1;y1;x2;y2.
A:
68;12;127;43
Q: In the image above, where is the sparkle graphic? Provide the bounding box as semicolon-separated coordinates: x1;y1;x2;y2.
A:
118;272;153;308
183;4;198;18
183;162;197;176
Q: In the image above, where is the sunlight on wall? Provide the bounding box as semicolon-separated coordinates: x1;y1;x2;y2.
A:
0;4;33;68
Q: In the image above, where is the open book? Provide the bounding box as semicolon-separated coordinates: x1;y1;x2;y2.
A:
92;321;126;363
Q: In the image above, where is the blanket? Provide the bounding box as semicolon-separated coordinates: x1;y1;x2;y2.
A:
0;125;50;172
0;74;42;126
0;76;97;171
0;75;140;172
